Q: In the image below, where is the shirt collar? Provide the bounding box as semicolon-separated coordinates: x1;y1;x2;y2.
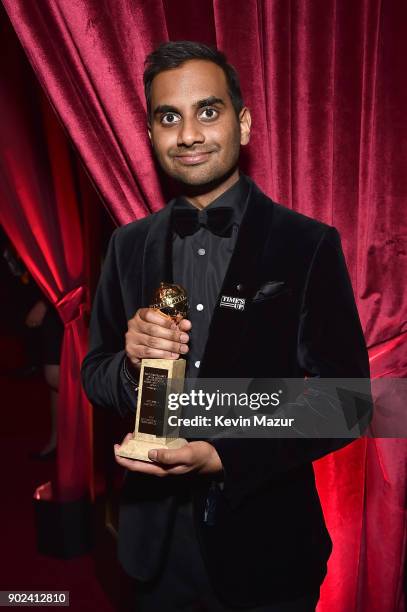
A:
173;174;250;227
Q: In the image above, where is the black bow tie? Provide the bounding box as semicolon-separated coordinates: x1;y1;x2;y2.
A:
172;206;235;238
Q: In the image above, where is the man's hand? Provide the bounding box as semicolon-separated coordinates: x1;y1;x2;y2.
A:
114;434;223;477
125;307;191;370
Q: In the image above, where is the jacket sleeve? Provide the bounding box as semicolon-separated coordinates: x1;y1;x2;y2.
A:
210;226;372;509
81;229;139;419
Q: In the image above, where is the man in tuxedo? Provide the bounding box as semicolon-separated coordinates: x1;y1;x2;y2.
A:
81;41;370;611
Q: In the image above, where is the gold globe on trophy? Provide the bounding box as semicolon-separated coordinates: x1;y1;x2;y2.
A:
150;282;189;323
116;283;189;462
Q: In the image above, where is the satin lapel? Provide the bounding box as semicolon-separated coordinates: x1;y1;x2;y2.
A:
199;181;275;377
141;202;174;307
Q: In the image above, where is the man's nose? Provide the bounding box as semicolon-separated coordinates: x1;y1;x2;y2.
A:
177;117;205;147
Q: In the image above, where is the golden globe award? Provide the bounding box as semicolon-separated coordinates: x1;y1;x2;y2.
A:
116;282;188;462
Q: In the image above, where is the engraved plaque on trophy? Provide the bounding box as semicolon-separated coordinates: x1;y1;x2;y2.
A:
116;282;188;462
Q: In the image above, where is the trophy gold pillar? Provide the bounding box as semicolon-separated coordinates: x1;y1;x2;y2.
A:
116;283;189;462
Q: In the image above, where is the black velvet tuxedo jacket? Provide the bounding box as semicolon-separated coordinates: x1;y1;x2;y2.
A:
81;177;370;608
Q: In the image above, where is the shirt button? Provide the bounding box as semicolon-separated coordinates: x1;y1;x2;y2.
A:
194;361;200;368
196;303;204;311
198;248;206;256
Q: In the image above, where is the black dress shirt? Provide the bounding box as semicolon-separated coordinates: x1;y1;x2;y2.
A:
172;174;250;379
122;174;250;388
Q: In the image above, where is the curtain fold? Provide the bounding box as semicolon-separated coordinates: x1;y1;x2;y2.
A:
1;0;406;609
55;285;92;500
0;14;91;502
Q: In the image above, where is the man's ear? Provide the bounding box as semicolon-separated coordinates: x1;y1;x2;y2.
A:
239;107;251;146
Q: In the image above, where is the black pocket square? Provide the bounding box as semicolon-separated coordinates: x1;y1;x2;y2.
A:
252;281;288;302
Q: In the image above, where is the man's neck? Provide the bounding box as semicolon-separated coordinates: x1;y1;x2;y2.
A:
181;168;240;210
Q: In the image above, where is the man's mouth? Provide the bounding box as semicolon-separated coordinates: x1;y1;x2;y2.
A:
172;151;214;165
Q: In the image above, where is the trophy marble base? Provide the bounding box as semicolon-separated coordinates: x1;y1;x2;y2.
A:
116;357;187;463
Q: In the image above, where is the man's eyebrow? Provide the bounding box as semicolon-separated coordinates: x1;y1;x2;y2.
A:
153;104;179;116
195;96;225;109
153;96;226;116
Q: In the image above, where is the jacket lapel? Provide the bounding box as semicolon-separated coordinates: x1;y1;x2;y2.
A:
199;180;274;377
141;202;174;307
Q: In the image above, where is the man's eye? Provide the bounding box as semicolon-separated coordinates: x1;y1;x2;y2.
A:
199;108;219;121
161;113;181;125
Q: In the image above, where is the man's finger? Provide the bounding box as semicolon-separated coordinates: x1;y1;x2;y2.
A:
148;445;191;465
137;332;189;355
178;318;192;332
113;448;171;476
131;322;189;344
139;308;174;328
128;346;181;360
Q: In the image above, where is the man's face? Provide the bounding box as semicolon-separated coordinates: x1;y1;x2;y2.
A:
148;59;250;187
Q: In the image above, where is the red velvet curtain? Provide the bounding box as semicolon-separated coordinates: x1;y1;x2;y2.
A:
3;0;169;224
0;12;92;503
2;0;406;609
210;3;407;610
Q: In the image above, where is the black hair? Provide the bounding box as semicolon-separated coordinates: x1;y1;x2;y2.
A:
143;41;244;120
